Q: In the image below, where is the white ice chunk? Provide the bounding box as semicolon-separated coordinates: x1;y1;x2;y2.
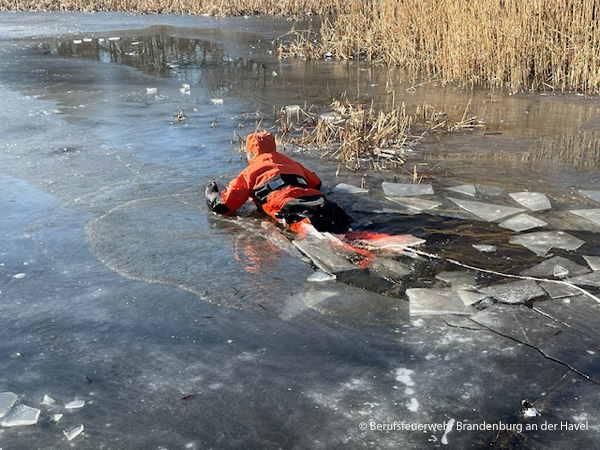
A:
319;112;342;122
382;182;434;197
407;288;472;316
73;39;82;44
395;368;415;386
509;192;552;211
145;87;157;95
448;197;524;222
386;196;440;211
580;190;600;203
480;280;545;304
570;209;600;226
435;271;478;290
64;400;85;409
12;273;26;279
0;404;40;427
406;398;419;412
63;424;84;441
476;185;504;196
284;105;301;113
473;244;496;253
457;290;489;306
307;271;336;282
0;392;18;418
583;255;600;271
523;407;541;418
51;413;64;423
509;231;585;256
447;184;477;196
210;98;224;105
521;256;590;278
498;213;547;232
41;394;56;406
331;183;369;194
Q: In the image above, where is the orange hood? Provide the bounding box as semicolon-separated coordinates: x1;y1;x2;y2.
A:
246;131;276;160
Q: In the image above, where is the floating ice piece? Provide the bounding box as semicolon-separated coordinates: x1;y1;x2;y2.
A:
12;273;25;279
509;231;585;256
539;281;581;299
499;213;547;232
447;184;477;196
0;392;18;418
473;244;496;253
509;192;552;211
352;233;425;251
64;400;85;409
570;209;600;226
284;105;300;113
580;190;600;203
583;255;600;271
382;182;434;197
476;185;504;196
386;196;440;211
146;87;157;95
319;112;342;122
271;71;278;76
179;87;190;95
293;239;355;273
435;271;478;290
369;257;411;280
521;256;590;278
210;98;223;105
522;406;541;418
73;39;82;44
182;83;190;90
0;404;40;427
448;197;524;222
566;271;600;288
108;36;120;41
41;394;56;406
83;38;93;43
395;368;415;386
479;280;545;304
332;183;369;194
63;424;84;441
51;413;63;423
457;290;489;306
307;271;336;282
407;288;472;316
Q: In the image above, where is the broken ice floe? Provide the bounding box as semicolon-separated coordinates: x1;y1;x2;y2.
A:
51;413;64;423
0;392;18;418
520;256;591;278
63;424;84;441
0;404;40;427
509;231;585;256
369;257;411;280
583;255;600;271
407;288;472;316
41;394;56;406
446;184;477;197
307;271;336;282
382;182;434;197
386;196;441;211
476;184;505;196
509;192;552;211
498;213;547;232
145;87;157;95
580;190;600;203
566;271;600;288
435;271;478;290
331;183;369;194
210;98;224;105
570;209;600;226
479;280;545;304
456;290;489;306
539;281;581;299
284;105;300;113
448;197;524;222
64;399;85;409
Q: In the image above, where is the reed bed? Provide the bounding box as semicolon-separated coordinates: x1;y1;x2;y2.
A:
274;95;482;170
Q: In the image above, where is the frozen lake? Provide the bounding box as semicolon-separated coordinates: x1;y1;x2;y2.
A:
1;11;600;449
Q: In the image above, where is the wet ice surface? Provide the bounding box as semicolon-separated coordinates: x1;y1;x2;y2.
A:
1;11;600;450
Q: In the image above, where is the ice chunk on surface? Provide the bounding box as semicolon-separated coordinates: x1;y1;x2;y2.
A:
566;271;600;288
457;290;489;306
407;288;472;316
580;190;600;203
382;182;434;197
63;424;84;441
480;280;546;304
583;255;600;271
0;392;18;418
331;183;369;194
521;256;591;278
435;271;478;290
476;184;504;196
448;197;524;222
473;244;496;253
307;271;336;282
447;184;477;196
41;394;56;406
539;281;581;299
509;231;585;256
499;213;547;232
0;404;40;427
509;192;551;211
386;196;440;211
570;209;600;226
64;399;85;409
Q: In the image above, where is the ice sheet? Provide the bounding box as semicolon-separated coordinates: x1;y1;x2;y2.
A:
0;404;40;427
521;256;591;278
583;255;600;271
382;182;434;197
476;184;505;196
0;392;18;419
570;209;600;226
448;197;524;222
446;184;477;196
498;213;547;232
435;271;478;290
386;196;441;211
509;192;552;211
566;272;600;288
407;288;472;316
580;190;600;203
331;183;369;194
509;231;585;256
479;280;546;304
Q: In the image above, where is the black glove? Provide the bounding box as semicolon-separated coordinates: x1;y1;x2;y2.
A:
205;181;218;199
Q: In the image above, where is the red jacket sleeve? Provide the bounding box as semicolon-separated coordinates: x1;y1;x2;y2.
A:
219;170;253;215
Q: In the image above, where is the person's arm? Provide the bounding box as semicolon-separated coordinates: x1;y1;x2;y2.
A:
205;172;252;215
303;167;322;191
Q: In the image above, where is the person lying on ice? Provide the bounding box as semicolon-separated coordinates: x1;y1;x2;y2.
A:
205;131;351;233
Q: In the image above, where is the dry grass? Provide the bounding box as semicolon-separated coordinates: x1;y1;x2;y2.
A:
274;94;482;170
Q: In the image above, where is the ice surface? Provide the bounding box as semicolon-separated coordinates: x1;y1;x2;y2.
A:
570;209;600;226
435;271;478;290
41;394;56;406
476;184;504;196
369;257;411;280
583;255;600;271
0;392;18;418
63;424;84;441
566;272;600;288
0;404;40;427
386;196;441;211
509;231;585;256
498;213;547;232
64;399;85;409
479;280;546;304
382;182;434;197
580;190;600;203
457;289;489;306
521;256;591;278
446;184;477;196
406;288;472;316
539;281;581;299
509;192;552;211
448;197;524;222
293;239;356;273
331;183;369;194
307;271;336;282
